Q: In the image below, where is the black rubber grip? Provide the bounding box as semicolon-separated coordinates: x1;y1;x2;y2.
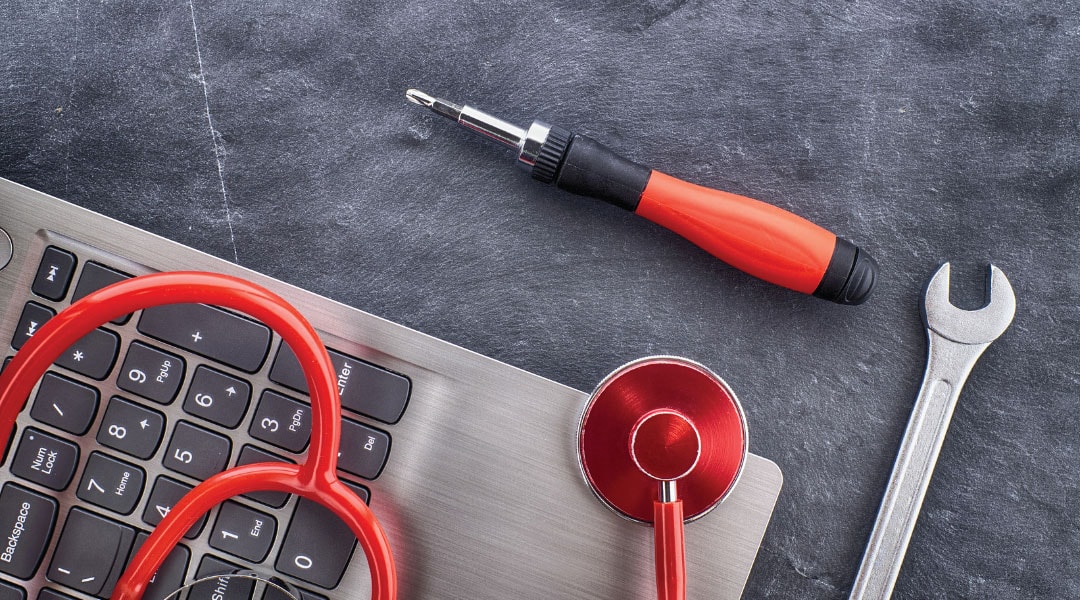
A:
813;237;878;305
548;134;651;211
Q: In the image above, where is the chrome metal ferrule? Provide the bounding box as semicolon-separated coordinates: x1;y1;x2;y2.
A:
516;121;552;168
457;105;527;150
659;480;678;503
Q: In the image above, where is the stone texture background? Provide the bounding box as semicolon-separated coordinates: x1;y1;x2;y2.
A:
2;1;1077;597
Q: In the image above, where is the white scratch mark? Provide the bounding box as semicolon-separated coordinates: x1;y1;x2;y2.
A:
64;0;80;196
189;0;240;263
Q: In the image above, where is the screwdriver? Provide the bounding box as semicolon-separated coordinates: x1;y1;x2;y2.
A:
405;89;877;304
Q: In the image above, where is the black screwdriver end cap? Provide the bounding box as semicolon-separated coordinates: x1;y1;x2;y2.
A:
814;238;877;305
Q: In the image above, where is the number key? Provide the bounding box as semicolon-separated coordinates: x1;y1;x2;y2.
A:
249;390;310;453
209;501;277;562
97;397;164;459
117;342;185;404
183;366;251;429
164;421;231;480
77;452;145;515
142;476;206;539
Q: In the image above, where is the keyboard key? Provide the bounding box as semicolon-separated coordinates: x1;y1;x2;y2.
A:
97;397;165;459
0;581;24;600
71;262;132;325
32;247;77;302
142;477;206;539
164;421;231;480
191;555;255;600
249;391;310;454
261;582;325;600
183;366;252;429
46;508;135;597
275;498;356;588
76;452;146;515
38;590;77;600
116;342;185;404
54;327;119;381
270;345;411;424
11;302;54;351
0;483;58;579
338;419;391;480
209;501;277;563
235;446;294;508
130;532;190;600
10;428;79;491
29;372;99;435
139;304;271;373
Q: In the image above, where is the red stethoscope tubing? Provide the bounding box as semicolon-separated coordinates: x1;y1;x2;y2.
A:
0;272;396;600
653;499;686;600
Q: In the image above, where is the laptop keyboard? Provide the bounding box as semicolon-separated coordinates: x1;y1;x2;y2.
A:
2;243;407;599
0;179;783;600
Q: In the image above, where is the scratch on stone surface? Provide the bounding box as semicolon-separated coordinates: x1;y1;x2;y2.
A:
64;0;80;196
189;0;240;263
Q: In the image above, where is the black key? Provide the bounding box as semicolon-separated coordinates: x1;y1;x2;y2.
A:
341;480;371;505
130;532;190;600
32;247;77;302
191;556;254;600
163;421;231;480
10;428;79;491
0;581;25;600
0;483;58;579
338;419;391;480
183;366;252;429
47;508;135;598
270;345;411;424
235;446;294;508
249;391;310;454
116;342;185;404
29;372;99;435
54;328;119;381
139;304;271;373
37;591;76;600
71;262;132;325
76;452;146;515
275;498;356;588
11;302;54;351
261;584;326;600
97;397;165;459
142;477;206;539
209;501;277;563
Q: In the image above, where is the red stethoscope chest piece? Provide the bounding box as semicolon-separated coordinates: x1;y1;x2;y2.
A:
577;356;748;523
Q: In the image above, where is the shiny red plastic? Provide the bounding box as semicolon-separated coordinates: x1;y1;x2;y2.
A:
578;357;747;523
654;499;686;600
636;171;837;295
0;272;396;600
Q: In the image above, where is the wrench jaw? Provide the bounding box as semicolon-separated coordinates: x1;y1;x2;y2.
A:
923;263;1017;346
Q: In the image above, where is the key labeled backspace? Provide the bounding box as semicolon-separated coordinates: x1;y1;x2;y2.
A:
0;483;58;579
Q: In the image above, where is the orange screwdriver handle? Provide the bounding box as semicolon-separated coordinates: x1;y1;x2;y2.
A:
636;171;876;303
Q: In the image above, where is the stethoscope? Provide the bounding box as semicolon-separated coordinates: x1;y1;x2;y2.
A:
0;273;748;600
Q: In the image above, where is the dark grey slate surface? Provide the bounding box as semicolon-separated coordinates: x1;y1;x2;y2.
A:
1;1;1076;598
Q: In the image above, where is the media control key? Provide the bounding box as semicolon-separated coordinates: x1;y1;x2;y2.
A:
32;246;77;302
10;428;79;491
11;302;54;351
0;483;58;579
71;262;132;325
47;508;135;597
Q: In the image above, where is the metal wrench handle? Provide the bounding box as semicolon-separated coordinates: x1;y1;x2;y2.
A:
849;333;990;600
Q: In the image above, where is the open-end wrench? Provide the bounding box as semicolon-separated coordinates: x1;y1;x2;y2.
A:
849;263;1016;600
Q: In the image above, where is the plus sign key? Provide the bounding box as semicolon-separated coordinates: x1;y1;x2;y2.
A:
117;342;185;404
138;303;271;373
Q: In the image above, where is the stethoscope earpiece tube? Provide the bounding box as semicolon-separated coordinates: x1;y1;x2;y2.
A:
0;272;397;600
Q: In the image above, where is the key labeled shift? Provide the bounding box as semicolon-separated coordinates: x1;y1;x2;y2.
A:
406;89;878;304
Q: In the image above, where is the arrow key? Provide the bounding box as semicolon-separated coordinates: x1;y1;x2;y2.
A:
96;397;165;460
182;366;252;429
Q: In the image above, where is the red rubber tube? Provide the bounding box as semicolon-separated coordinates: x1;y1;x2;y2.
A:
0;272;396;600
653;499;686;600
635;171;837;295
